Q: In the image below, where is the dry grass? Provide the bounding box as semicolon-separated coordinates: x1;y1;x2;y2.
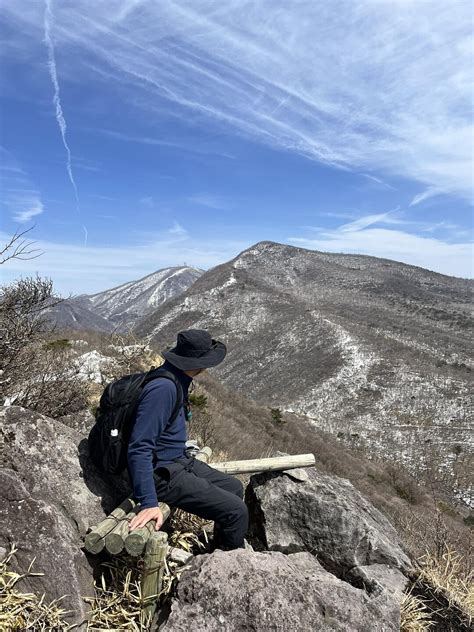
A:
400;590;434;631
168;508;210;550
85;510;209;631
0;544;73;631
85;553;177;631
417;545;473;624
84;555;160;631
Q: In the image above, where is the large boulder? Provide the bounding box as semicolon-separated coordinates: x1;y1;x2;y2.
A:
0;406;131;627
0;406;129;532
58;408;96;436
0;468;93;627
246;467;412;581
161;549;403;631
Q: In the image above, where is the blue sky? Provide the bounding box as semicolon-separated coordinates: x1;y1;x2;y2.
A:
0;0;472;295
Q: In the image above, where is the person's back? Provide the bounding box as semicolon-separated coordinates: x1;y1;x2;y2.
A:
127;360;191;508
127;329;249;551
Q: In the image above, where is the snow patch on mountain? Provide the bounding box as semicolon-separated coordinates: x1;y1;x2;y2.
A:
287;316;377;419
208;273;238;296
50;266;205;330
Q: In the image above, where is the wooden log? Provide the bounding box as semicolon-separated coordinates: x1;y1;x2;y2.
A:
209;453;315;475
273;450;310;482
104;510;138;555
169;546;193;565
140;531;168;626
124;503;171;557
125;521;155;557
84;498;136;554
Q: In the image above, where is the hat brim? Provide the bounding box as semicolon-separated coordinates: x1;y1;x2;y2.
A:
162;340;227;370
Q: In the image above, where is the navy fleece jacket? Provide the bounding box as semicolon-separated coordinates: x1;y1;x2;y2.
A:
127;361;192;509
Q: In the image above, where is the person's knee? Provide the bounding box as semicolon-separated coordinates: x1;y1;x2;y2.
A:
220;495;247;522
230;497;248;527
230;476;244;498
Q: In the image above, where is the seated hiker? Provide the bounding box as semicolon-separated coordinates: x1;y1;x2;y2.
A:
127;329;249;551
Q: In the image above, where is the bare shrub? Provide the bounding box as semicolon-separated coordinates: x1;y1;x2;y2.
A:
6;341;89;417
0;276;88;417
104;331;156;376
0;276;57;382
187;390;217;448
384;463;424;505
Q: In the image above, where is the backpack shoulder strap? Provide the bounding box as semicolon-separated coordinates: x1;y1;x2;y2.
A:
143;367;183;425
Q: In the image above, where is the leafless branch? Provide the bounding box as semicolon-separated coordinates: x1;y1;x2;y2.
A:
0;226;43;265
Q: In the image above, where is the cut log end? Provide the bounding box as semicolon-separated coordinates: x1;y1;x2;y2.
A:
84;531;105;554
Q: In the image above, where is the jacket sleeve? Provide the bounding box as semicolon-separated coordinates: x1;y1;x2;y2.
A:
127;379;176;509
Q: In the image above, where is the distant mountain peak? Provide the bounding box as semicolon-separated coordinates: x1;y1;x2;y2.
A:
46;265;204;332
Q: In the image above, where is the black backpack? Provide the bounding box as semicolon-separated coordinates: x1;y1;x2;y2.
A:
88;367;183;475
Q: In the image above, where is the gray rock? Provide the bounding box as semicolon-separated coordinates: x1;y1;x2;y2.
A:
347;564;408;599
0;406;132;628
161;549;402;632
246;468;412;579
0;406;130;533
283;466;309;482
57;408;96;436
0;468;92;628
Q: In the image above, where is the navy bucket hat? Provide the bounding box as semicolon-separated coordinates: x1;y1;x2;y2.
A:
162;329;227;370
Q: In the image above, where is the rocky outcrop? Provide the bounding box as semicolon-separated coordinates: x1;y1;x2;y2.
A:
162;466;411;631
0;405;413;631
0;468;93;626
246;467;412;579
0;405;130;626
58;408;96;436
161;549;403;632
0;406;128;531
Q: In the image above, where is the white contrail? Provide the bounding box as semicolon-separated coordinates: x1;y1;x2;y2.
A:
44;0;88;246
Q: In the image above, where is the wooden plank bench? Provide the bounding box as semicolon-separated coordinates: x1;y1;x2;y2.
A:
84;449;315;624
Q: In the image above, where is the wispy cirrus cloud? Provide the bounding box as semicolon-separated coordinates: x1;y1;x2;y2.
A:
44;0;88;247
0;148;45;224
289;213;473;278
187;194;230;210
339;212;397;233
139;196;154;208
409;187;442;207
72;156;103;173
13;198;44;223
100;129;235;159
0;228;249;294
359;174;396;191
2;1;472;200
167;221;187;237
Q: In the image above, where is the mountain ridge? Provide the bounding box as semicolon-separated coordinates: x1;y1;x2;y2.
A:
135;240;473;505
45;265;204;332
